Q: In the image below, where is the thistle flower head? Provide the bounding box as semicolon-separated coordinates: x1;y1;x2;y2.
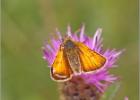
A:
43;25;123;99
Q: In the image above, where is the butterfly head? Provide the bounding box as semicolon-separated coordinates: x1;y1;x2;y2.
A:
61;37;76;49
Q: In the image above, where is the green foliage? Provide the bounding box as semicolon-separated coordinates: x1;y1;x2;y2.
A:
102;82;121;100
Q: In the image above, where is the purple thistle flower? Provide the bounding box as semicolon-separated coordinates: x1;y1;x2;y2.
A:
124;96;129;100
43;25;123;100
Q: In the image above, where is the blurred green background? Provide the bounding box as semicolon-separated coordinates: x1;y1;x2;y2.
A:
2;0;138;100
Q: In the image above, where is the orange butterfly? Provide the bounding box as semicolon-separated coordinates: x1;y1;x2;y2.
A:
50;37;106;82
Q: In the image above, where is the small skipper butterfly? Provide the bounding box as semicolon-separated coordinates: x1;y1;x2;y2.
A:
50;37;106;82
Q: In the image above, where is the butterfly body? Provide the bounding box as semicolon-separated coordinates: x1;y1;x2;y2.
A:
51;37;106;82
63;39;81;74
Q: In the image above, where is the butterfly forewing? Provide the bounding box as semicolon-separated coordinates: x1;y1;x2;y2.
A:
51;46;73;81
75;42;106;72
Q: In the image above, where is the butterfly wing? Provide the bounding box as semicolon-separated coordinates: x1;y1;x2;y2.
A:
75;42;106;72
51;46;73;81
